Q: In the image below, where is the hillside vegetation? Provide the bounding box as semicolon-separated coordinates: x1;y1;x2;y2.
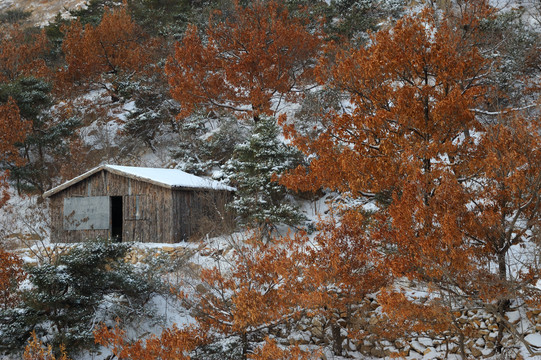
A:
0;0;541;359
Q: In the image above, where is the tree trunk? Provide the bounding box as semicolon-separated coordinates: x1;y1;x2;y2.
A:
495;249;510;353
331;320;343;356
241;331;248;360
459;331;466;360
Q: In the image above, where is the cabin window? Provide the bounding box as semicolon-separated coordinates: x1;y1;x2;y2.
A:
63;196;110;230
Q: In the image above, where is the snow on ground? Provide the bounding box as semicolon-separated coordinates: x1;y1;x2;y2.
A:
1;0;88;26
0;191;49;251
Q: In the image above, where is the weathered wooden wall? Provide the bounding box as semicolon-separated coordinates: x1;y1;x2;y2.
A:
172;189;233;241
49;170;175;243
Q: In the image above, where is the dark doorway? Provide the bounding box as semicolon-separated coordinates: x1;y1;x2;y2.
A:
111;196;123;242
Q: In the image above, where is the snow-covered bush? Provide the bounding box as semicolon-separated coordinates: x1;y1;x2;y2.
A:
0;239;160;356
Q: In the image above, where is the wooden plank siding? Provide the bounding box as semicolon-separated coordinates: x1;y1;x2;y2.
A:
172;189;233;241
48;168;233;243
49;170;176;243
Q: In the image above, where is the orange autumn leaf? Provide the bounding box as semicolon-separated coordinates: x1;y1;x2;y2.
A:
58;5;157;94
0;98;31;206
0;25;49;83
165;0;322;121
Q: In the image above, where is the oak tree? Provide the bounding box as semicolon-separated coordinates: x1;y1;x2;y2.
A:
95;322;206;360
0;25;49;83
165;0;322;122
59;5;157;99
0;99;31;205
0;247;26;310
283;4;541;355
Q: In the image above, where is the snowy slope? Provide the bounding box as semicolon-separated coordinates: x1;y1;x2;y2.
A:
0;0;87;26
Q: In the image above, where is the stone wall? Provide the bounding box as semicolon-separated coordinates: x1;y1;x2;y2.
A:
284;296;541;359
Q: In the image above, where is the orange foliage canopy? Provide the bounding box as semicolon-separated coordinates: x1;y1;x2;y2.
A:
0;26;49;83
165;0;322;120
95;233;309;359
0;247;26;310
284;8;488;286
23;332;70;360
0;99;32;206
285;8;487;197
282;4;541;341
195;234;306;337
249;337;318;360
95;322;207;360
59;5;155;92
299;211;389;323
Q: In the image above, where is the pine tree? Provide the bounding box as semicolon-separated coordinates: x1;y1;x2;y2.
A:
224;116;305;234
0;240;158;356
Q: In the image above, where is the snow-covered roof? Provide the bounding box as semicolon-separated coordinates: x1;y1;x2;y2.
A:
43;165;235;198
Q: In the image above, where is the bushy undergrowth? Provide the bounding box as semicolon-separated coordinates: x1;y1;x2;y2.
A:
0;239;160;357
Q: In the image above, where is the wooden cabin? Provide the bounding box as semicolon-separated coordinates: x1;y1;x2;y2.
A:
43;165;235;243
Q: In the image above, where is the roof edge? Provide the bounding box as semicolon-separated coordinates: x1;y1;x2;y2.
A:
43;165;234;198
43;165;107;198
104;166;174;191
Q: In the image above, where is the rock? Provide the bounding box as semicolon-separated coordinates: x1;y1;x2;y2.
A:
524;333;541;347
479;321;487;329
487;332;498;342
482;348;495;357
310;326;324;338
311;317;323;328
368;316;379;325
423;347;435;356
418;337;433;347
384;348;396;357
470;347;482;357
370;347;385;357
359;345;371;354
410;340;426;353
195;283;207;294
187;262;202;273
350;315;367;330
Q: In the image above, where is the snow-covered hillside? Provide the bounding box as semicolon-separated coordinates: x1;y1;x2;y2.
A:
0;0;87;26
